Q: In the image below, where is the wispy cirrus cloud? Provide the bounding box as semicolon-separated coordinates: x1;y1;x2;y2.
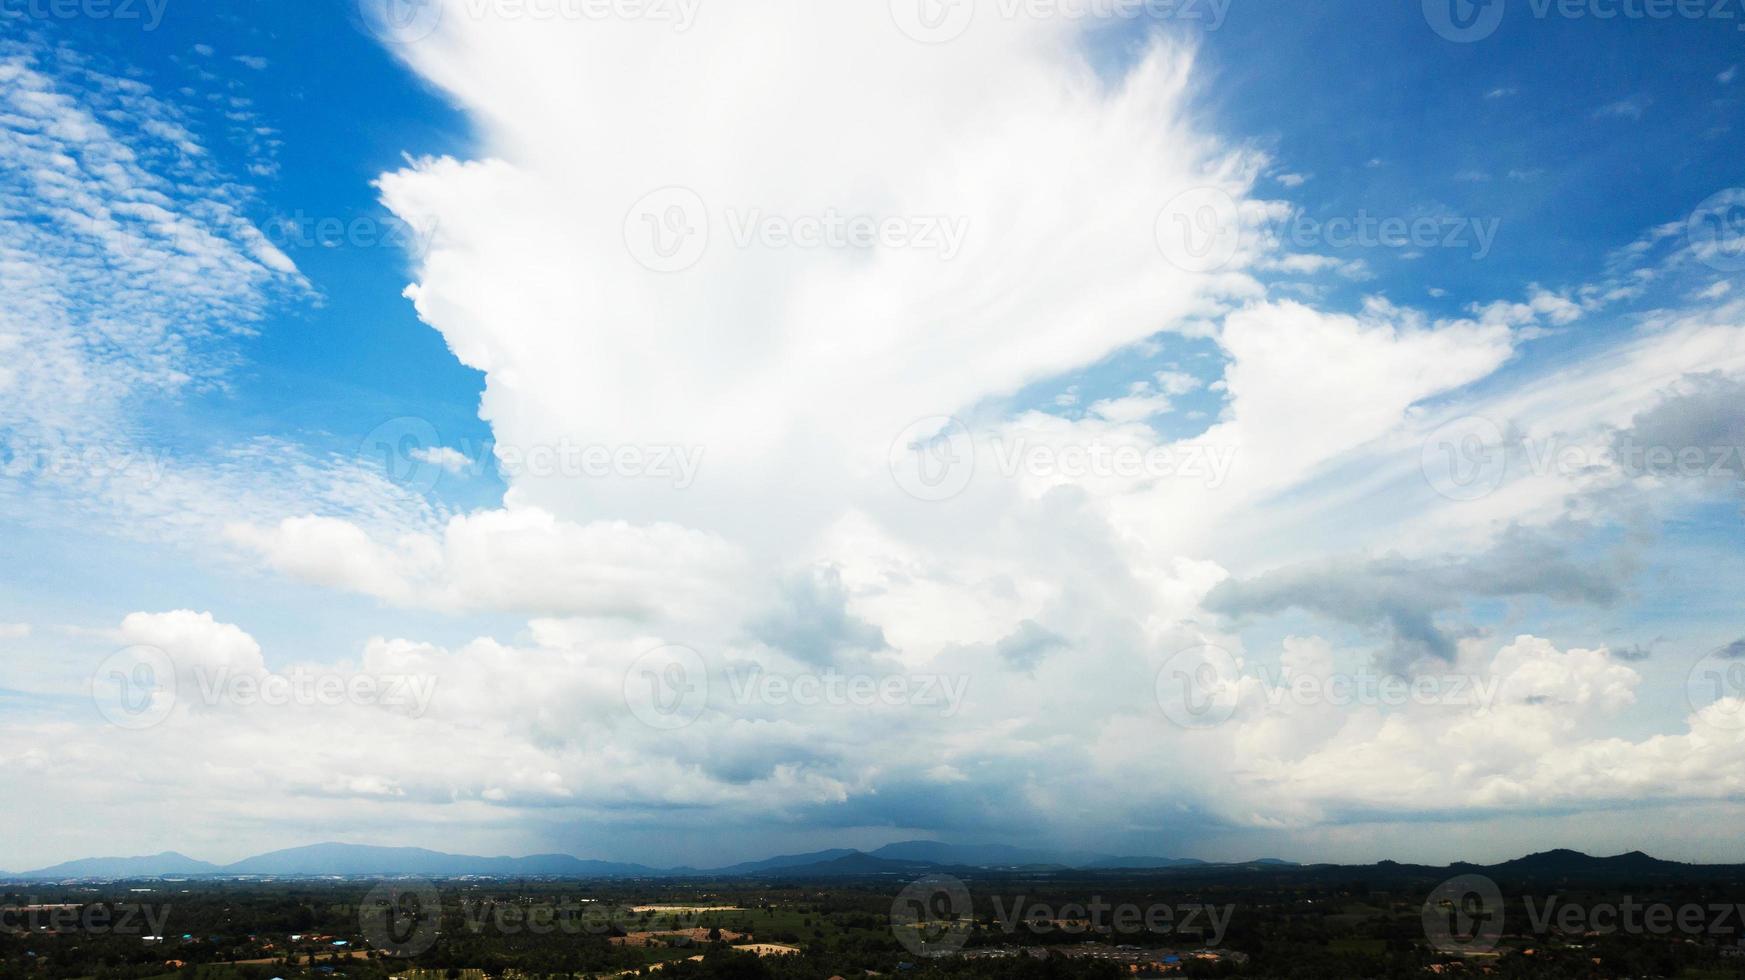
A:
0;40;436;547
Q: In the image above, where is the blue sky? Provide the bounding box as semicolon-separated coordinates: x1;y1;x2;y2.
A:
2;0;1744;870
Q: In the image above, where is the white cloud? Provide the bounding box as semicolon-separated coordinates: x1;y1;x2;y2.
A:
0;42;302;444
374;8;1266;543
1594;95;1651;120
196;4;1743;851
16;603;1744;866
1086;372;1201;423
7;3;1745;863
1262;252;1367;278
228;508;746;622
119;609;266;678
1095;634;1745;827
410;445;471;473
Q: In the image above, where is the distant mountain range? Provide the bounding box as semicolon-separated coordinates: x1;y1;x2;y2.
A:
3;840;1296;880
5;851;223;879
8;842;1733;882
